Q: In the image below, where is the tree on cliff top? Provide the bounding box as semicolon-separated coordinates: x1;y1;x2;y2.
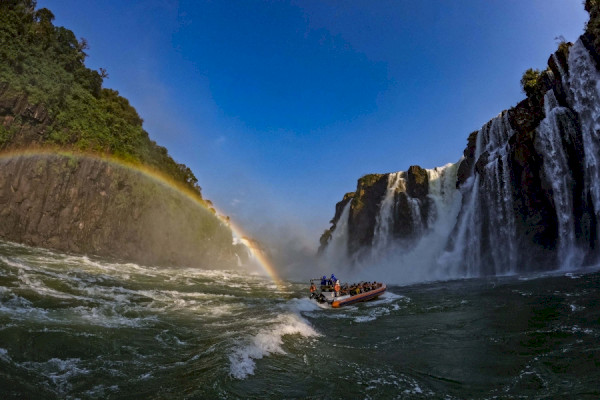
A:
520;68;542;98
0;0;204;198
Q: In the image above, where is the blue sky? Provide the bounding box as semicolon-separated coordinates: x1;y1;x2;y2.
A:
40;0;588;247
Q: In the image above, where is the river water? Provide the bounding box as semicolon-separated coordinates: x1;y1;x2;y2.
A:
0;240;599;399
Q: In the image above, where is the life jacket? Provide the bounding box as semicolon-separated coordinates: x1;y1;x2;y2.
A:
310;285;316;293
334;282;340;292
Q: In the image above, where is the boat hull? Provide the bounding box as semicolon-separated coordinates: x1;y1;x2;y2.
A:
331;284;386;308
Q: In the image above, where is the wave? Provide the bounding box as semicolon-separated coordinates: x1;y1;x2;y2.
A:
228;299;320;379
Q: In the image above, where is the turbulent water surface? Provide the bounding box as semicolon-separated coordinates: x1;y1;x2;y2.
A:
0;241;599;399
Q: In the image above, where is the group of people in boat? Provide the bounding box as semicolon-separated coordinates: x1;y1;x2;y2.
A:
344;281;382;296
309;274;383;299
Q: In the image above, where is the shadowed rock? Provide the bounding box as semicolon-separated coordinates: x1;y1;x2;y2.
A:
0;154;242;268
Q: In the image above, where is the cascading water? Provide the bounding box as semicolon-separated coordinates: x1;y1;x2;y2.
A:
354;162;462;284
479;112;518;274
322;201;352;265
568;39;600;246
407;197;424;237
443;112;517;276
326;35;600;280
444;39;600;274
536;90;581;267
372;172;404;251
426;163;463;237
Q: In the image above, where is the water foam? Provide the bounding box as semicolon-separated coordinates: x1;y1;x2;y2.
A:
228;300;320;379
21;357;90;394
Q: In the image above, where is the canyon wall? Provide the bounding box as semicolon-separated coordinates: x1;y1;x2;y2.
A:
0;154;244;268
320;16;600;275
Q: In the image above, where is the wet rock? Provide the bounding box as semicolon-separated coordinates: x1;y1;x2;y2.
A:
0;154;238;268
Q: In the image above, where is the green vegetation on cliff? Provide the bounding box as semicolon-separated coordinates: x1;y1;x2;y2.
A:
520;68;542;98
0;0;202;197
352;174;384;212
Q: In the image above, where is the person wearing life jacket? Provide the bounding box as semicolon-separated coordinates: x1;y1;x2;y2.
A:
320;275;327;290
309;282;317;299
341;283;348;295
334;280;341;297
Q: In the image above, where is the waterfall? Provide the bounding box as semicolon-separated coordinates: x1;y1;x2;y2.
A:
326;35;600;281
442;112;517;276
372;172;405;251
322;201;352;264
443;40;600;274
568;39;600;244
407;197;424;237
354;162;462;284
426;163;463;252
536;90;581;267
371;168;432;255
478;113;518;275
440;174;481;277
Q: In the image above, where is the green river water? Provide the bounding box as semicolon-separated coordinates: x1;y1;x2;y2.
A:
0;240;599;399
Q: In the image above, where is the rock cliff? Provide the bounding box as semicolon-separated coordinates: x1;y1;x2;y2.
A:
0;1;248;268
320;165;436;258
0;82;244;268
321;2;600;275
0;153;242;268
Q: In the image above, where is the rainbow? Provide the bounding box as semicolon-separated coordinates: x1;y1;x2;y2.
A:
0;149;285;289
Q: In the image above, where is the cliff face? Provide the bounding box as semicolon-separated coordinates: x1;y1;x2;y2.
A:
447;36;599;274
320;165;441;258
0;83;244;268
0;1;247;268
321;4;600;275
0;153;242;268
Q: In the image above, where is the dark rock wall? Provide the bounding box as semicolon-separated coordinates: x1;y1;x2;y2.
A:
347;174;388;254
322;166;432;258
318;192;354;253
392;166;430;240
0;154;240;268
322;10;600;273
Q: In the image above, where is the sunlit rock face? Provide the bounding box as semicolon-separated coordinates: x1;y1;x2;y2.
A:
0;154;242;268
321;163;460;262
321;27;600;275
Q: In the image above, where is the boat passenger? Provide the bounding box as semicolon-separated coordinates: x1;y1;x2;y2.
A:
309;282;317;299
320;276;328;290
334;280;341;297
